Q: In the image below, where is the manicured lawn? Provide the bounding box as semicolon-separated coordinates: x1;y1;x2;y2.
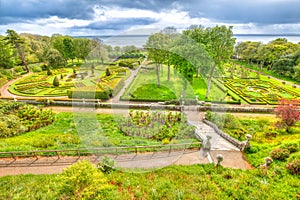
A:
0;163;299;199
121;64;196;101
130;83;177;101
191;77;207;100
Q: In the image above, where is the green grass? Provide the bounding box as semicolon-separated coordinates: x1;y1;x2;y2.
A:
130;83;177;101
121;65;196;101
222;115;300;167
0;112;195;152
0;164;299;199
191;77;207;100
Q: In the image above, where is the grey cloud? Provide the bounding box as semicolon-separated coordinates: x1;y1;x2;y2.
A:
182;0;300;25
78;18;157;31
0;0;95;24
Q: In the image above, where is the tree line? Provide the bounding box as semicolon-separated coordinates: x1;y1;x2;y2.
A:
0;30;140;72
235;38;300;81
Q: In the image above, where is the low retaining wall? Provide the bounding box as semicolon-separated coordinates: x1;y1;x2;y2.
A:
203;119;243;149
0;97;275;113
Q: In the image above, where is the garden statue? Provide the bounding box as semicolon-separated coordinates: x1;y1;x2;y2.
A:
216;154;224;167
203;135;212;150
240;134;252;151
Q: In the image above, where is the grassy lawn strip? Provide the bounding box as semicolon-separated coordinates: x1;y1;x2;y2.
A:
0;164;299;199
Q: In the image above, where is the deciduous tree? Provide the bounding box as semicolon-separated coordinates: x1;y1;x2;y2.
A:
274;99;300;133
5;30;29;72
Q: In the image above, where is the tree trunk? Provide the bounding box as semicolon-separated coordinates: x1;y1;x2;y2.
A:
156;63;160;87
205;64;216;99
167;63;170;81
196;67;199;78
15;42;29;73
260;60;264;71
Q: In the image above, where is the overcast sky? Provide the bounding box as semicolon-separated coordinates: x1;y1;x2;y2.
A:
0;0;300;36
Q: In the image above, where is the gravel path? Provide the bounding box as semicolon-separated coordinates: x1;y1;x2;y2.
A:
0;149;252;176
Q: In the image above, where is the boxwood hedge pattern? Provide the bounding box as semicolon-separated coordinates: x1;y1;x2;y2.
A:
9;66;129;99
221;78;300;104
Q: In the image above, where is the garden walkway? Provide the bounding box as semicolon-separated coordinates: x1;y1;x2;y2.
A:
109;59;145;103
0;148;251;176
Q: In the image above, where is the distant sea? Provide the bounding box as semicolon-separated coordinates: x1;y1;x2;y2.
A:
78;34;300;47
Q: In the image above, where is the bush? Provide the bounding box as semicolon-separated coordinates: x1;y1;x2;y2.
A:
53;76;59;87
281;142;300;153
58;134;80;144
29;65;42;72
270;148;290;161
67;86;110;99
0;114;27;138
33;137;55;148
286;159;300;175
106;68;111;76
47;68;52;76
58;160;112;199
97;156;116;174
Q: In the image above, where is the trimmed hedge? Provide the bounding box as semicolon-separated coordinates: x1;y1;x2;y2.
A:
67;86;110;100
110;78;125;97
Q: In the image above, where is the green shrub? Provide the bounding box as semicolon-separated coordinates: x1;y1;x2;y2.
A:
47;68;52;75
67;86;110;99
281;142;300;153
58;160;112;199
286;159;300;175
97;156;116;174
33;137;55;148
270;148;290;161
53;76;59;86
14;66;26;73
29;65;42;72
0;114;27;138
0;77;8;88
105;68;111;76
58;134;80;144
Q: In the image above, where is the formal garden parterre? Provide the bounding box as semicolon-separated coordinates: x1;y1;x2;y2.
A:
8;64;130;99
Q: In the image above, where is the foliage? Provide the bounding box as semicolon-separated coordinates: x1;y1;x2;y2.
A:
235;39;299;82
144;32;170;87
118;58;140;69
0;100;54;138
286;159;300;175
57;160;112;199
1;164;299;199
105;67;111;76
67;85;110;99
270;148;290;161
5;29;30;73
118;110;195;142
274;99;300;132
97;156;116;174
53;76;59;86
